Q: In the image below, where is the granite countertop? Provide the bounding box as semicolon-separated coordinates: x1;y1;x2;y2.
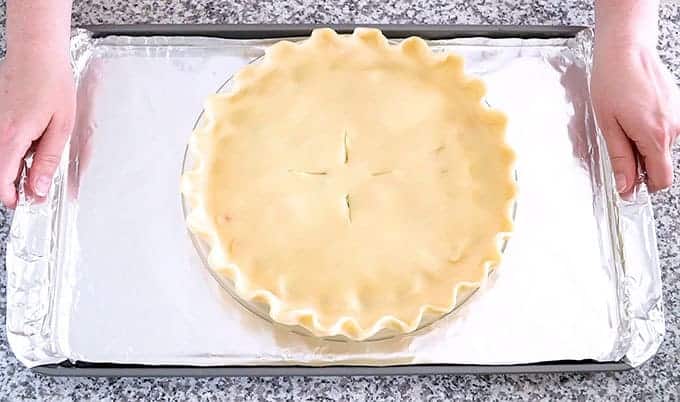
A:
0;0;678;400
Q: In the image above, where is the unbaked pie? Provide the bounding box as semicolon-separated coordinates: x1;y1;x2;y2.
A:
182;28;516;340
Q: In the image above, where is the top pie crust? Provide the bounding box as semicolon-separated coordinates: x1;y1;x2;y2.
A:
182;28;516;340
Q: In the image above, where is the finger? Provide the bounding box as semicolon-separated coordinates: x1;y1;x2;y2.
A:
632;120;675;192
642;148;674;192
601;117;638;196
0;123;32;208
0;154;20;209
27;114;73;198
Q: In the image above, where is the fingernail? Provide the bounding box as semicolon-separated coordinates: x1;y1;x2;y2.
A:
615;174;627;193
34;175;51;197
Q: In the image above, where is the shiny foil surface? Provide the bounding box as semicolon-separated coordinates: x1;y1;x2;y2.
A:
5;28;663;368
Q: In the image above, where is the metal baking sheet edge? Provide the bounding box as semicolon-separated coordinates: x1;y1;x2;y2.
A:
32;23;631;377
83;23;586;39
35;360;631;377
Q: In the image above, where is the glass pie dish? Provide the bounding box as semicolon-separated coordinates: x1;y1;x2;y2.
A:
180;30;518;342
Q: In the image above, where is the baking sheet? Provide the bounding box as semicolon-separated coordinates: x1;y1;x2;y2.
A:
5;27;663;369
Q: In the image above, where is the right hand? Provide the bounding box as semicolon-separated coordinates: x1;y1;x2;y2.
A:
591;39;679;196
592;0;679;197
0;53;76;208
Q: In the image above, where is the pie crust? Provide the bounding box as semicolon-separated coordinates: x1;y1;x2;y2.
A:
182;28;516;340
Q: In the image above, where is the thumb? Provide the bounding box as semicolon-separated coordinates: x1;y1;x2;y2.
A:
28;115;73;198
600;118;638;196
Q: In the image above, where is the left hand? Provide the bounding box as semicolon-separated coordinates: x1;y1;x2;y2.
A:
0;52;76;208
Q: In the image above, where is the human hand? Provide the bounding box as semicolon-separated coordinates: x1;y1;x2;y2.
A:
592;42;679;196
592;1;679;197
0;54;76;208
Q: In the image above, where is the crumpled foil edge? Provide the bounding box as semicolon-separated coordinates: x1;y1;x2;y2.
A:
4;29;93;368
573;29;664;367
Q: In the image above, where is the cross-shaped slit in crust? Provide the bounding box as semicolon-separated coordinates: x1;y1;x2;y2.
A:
287;129;412;224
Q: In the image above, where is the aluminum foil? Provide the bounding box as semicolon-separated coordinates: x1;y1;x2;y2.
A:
5;28;663;369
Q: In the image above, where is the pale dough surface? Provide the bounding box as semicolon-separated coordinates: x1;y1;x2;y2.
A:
182;28;516;339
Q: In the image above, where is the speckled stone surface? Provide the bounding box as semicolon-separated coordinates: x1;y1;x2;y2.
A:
0;0;678;400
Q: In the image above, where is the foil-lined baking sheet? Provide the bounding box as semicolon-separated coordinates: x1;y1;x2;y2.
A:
5;28;663;369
